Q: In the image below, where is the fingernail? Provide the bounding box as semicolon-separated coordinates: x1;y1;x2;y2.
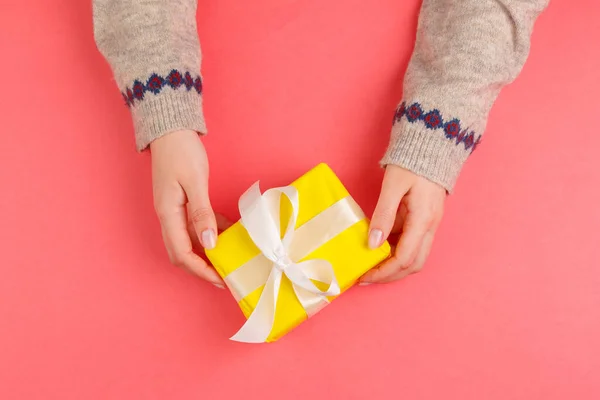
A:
368;229;383;249
201;229;217;250
359;282;372;286
213;283;225;289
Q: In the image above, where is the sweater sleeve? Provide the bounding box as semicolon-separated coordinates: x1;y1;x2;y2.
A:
93;0;206;151
381;0;549;192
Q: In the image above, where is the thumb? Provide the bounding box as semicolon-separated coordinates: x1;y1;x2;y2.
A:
369;168;412;249
184;182;218;251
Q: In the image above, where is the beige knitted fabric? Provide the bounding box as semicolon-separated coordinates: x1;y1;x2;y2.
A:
381;0;548;191
93;0;206;151
93;0;548;191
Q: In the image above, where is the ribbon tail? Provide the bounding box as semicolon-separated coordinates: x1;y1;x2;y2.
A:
285;259;341;318
285;259;341;297
230;268;282;343
294;286;330;318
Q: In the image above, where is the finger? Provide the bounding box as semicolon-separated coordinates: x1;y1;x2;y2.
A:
361;211;431;283
160;205;224;287
156;183;223;286
390;202;408;235
378;230;435;283
186;220;202;250
187;212;233;251
182;180;218;251
394;208;432;268
368;170;412;249
386;202;407;253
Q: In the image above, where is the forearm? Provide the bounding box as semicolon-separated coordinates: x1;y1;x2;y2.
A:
382;0;549;191
93;0;205;150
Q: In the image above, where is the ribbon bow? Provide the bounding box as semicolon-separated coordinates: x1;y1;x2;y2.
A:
229;183;342;343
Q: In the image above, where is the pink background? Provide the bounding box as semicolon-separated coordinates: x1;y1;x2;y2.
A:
1;0;599;398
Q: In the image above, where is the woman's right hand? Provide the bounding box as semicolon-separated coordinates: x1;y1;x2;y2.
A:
150;130;229;288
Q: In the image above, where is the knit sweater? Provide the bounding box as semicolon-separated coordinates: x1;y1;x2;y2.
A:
93;0;548;192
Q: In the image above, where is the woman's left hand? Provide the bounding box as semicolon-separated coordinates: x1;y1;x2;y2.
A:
360;165;446;284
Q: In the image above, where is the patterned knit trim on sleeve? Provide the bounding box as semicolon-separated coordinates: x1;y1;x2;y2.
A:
393;102;482;152
121;70;202;107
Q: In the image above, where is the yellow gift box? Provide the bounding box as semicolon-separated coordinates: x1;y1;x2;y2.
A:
206;163;391;342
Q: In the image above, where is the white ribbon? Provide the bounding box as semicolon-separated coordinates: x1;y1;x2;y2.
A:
228;182;363;343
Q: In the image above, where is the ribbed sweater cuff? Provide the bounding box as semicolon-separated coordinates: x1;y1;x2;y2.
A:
131;90;207;151
381;122;473;193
